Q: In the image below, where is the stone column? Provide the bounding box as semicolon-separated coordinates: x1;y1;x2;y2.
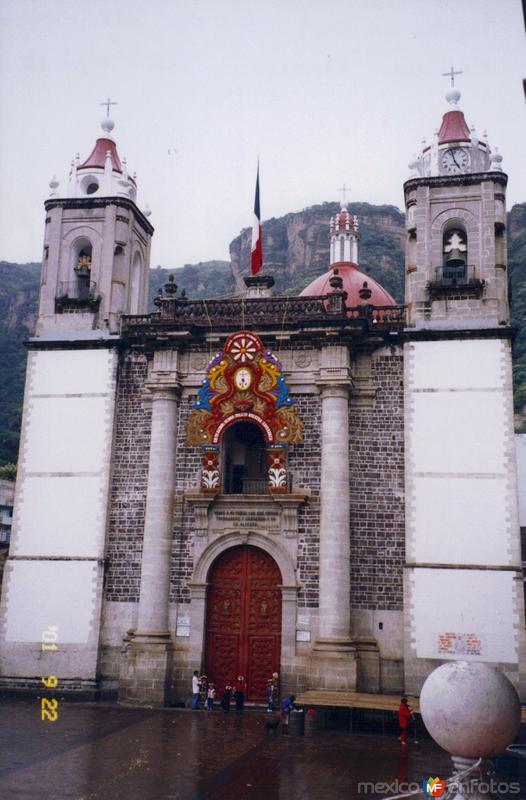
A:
312;345;356;690
318;384;351;642
119;385;178;706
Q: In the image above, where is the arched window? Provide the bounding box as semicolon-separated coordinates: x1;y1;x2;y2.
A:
442;226;468;285
222;421;267;494
130;252;142;314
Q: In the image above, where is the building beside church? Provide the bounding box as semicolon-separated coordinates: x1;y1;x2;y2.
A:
0;86;524;706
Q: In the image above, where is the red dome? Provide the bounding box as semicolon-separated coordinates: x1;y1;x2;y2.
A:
438;110;470;145
79;137;122;173
299;262;396;307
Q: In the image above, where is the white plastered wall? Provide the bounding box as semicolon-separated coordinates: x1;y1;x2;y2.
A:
0;348;117;681
404;338;524;688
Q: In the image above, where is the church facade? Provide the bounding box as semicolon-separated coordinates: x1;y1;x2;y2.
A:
0;87;524;706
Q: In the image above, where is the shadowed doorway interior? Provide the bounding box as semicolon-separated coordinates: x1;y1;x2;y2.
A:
222;421;268;494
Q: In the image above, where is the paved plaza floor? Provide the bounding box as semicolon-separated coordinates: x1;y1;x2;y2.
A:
0;699;525;800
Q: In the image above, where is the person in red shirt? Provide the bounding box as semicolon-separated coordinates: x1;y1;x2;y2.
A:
398;697;413;745
234;676;246;712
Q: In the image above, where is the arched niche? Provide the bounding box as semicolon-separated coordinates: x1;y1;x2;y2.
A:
430;208;479;280
71;236;93;299
129;251;143;314
442;222;468;284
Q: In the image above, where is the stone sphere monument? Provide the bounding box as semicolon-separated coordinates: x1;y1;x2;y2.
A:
420;661;521;799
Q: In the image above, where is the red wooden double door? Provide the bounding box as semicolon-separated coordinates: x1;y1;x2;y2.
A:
204;545;282;702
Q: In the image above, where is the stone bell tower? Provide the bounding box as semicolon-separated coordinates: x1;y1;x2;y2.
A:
404;78;508;327
0;109;154;696
402;75;526;696
38;111;153;334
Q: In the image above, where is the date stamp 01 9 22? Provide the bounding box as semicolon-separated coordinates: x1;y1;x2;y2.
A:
40;625;59;722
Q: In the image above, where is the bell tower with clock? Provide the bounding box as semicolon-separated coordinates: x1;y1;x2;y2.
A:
402;75;524;696
404;76;508;327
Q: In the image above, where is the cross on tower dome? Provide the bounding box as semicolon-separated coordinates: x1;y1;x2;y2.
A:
442;66;463;87
101;97;118;116
337;183;350;206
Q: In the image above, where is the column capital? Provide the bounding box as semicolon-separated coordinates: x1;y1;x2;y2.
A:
319;383;351;399
188;582;209;601
144;383;181;401
279;584;300;601
319;344;352;388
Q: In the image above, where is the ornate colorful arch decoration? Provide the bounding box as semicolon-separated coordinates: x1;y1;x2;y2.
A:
186;331;303;494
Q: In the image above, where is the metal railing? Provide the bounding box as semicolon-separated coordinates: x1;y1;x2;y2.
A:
432;264;478;286
122;296;406;335
427;265;485;298
224;477;269;495
57;280;98;300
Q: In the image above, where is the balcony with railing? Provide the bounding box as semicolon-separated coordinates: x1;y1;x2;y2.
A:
427;265;485;299
224;477;270;495
121;275;406;338
55;281;101;312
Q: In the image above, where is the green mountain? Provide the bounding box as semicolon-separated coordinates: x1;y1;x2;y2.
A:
0;200;525;466
0;262;40;467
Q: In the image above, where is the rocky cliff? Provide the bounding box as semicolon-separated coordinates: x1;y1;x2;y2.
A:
229;202;406;301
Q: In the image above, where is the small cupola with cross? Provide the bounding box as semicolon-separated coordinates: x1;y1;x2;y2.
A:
38;100;154;334
408;68;503;179
63;99;138;201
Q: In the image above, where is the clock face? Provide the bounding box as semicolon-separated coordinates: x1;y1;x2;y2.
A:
441;147;471;175
234;367;252;391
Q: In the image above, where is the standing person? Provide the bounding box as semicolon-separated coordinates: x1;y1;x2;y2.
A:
234;675;246;712
221;684;232;712
191;671;200;710
272;672;280;709
207;683;215;711
266;679;275;712
199;674;208;709
398;697;413;746
280;695;296;731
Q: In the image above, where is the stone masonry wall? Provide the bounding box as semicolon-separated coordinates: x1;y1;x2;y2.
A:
171;395;201;604
105;351;152;602
288;394;321;607
104;344;404;615
349;350;405;610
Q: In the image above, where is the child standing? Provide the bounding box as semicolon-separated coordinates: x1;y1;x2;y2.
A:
220;684;232;712
398;697;413;745
234;676;246;712
199;674;208;709
207;683;215;711
266;679;275;712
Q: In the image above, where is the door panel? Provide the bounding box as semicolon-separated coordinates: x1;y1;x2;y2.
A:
204;545;282;701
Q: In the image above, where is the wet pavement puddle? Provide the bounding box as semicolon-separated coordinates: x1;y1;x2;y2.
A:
0;700;524;799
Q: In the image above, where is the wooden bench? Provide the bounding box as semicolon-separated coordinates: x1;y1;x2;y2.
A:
295;690;420;713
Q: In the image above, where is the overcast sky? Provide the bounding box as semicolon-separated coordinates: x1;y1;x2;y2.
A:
1;0;524;269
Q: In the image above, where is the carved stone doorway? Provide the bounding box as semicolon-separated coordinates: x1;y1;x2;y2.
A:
204;545;282;702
